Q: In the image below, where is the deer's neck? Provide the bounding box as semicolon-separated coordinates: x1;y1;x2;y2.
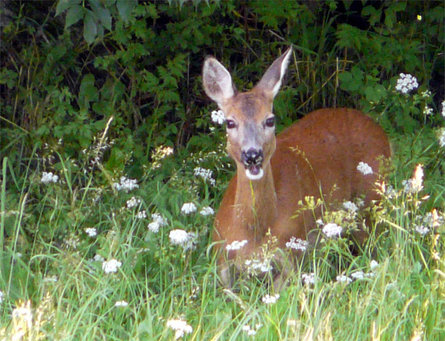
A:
234;163;278;241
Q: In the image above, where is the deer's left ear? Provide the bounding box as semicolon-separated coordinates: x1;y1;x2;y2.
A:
255;47;292;99
202;57;236;108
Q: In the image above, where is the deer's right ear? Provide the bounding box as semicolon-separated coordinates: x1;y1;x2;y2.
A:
203;57;235;107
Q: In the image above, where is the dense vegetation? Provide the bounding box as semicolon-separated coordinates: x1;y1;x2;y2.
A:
0;1;444;340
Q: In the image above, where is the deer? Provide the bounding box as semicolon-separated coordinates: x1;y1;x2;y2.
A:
202;47;391;287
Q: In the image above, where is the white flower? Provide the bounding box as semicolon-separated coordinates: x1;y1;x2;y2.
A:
245;259;273;274
181;202;197;215
302;272;316;285
41;171;59;184
115;300;128;307
441;100;445;118
357;162;373;175
169;229;197;250
262;293;280;305
415;225;429;236
322;223;343;238
136;210;147;219
12;302;33;324
194;167;216;186
113;176;139;192
211;110;226;125
166;318;193;340
285;237;308;251
225;240;248;251
148;213;167;233
85;227;97;237
126;197;141;209
395;73;418;94
102;259;122;274
421;90;431;98
336;274;352;284
242;324;262;336
403;164;424;194
343;201;358;213
438;129;445;148
423;106;433;116
370;260;379;271
199;206;214;216
350;270;365;280
93;254;104;262
0;291;4;304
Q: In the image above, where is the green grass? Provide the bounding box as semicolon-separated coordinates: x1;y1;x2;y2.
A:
0;130;444;340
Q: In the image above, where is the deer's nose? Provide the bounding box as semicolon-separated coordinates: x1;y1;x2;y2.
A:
241;148;263;166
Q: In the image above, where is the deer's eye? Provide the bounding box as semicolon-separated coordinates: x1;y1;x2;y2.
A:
226;119;236;129
265;117;275;128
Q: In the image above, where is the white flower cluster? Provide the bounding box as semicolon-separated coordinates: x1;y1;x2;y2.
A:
402;164;424;194
322;223;343;238
169;229;197;250
181;202;197;215
242;323;263;337
423;106;433;116
438;129;445;148
261;293;280;305
148;213;167;233
0;290;3;304
12;301;32;323
93;254;104;262
245;258;273;274
342;201;358;213
115;300;128;307
136;210;147;219
85;227;97;237
166;318;193;340
102;259;122;274
41;171;59;184
442;100;445;118
225;239;248;251
395;73;418;94
194;167;216;186
357;161;373;175
414;210;443;236
302;272;316;285
415;225;430;236
285;237;308;251
336;274;352;284
113;176;139;192
199;206;214;216
126;196;141;209
211;110;225;125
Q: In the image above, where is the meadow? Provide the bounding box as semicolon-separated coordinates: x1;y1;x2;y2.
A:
1;1;444;340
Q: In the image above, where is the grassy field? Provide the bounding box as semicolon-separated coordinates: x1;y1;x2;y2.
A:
1;106;444;341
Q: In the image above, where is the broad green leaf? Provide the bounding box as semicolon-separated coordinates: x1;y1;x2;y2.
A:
116;0;137;22
83;11;97;44
55;0;79;16
90;0;112;31
65;5;84;28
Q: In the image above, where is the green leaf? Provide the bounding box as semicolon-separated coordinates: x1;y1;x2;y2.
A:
90;0;112;31
65;5;84;29
116;0;137;22
83;11;97;44
56;0;80;16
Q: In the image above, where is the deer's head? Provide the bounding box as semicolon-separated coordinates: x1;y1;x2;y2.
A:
203;48;292;180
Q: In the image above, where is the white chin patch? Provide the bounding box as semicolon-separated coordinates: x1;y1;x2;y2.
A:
245;168;264;180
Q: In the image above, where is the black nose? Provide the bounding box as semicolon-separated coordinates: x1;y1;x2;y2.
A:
241;148;263;166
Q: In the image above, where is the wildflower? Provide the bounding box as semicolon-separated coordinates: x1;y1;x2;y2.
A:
245;259;273;274
211;110;225;125
226;240;248;251
41;171;59;184
423;106;433;116
343;201;358;213
194;167;216;186
441;100;445;118
242;323;262;336
370;260;379;271
0;291;3;304
93;254;104;262
417;14;422;21
115;300;128;307
199;206;214;216
285;237;308;251
395;73;418;94
181;202;197;215
102;259;122;274
136;210;147;219
403;164;423;194
322;223;343;238
85;227;97;237
147;213;167;233
113;176;139;192
415;225;429;236
357;162;373;175
336;274;352;284
262;293;280;305
169;229;197;250
302;272;316;285
12;301;32;324
438;129;445;148
421;90;431;98
126;197;141;209
166;318;193;340
350;270;365;280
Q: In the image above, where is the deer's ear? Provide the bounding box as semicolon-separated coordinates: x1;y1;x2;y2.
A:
255;47;292;99
203;57;235;107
